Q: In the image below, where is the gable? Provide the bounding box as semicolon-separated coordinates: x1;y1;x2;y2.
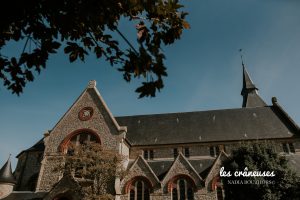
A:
121;156;160;192
162;153;203;188
45;80;126;153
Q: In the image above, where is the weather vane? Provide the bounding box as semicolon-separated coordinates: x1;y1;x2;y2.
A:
239;49;245;67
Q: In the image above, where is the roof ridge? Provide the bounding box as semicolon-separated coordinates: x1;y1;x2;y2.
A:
116;106;273;118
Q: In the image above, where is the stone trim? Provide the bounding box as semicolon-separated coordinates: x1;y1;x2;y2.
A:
58;128;101;153
162;153;203;186
124;176;154;194
128;156;161;184
166;174;197;193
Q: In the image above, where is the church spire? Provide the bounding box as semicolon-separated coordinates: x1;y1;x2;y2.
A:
240;64;267;108
239;49;267;107
0;155;16;184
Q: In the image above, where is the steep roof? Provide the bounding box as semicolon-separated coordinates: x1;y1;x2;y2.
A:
16;138;45;157
0;157;16;184
147;159;215;180
241;66;267;107
116;106;298;146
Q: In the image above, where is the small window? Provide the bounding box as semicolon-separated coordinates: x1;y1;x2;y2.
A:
216;146;220;156
144;150;154;160
174;148;178;159
289;143;295;153
149;150;154;160
184;148;190;158
210;147;215;157
282;143;289;153
144;150;149;159
210;146;220;157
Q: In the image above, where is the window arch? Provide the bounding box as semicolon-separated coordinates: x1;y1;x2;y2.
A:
59;129;101;153
126;177;152;200
168;175;196;200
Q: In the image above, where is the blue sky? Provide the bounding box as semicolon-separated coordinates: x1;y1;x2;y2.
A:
1;0;300;168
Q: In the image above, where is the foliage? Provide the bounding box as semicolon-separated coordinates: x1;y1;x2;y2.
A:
0;0;189;98
222;142;300;200
56;142;125;200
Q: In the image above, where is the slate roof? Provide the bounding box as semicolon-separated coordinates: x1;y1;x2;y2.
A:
116;106;298;146
241;66;267;108
0;157;16;184
17;138;45;157
147;161;173;180
189;159;215;178
129;158;215;180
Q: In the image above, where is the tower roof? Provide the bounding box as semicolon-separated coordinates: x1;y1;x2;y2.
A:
241;66;267;108
0;156;16;184
242;66;257;90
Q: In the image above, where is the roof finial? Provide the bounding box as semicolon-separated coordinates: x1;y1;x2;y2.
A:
87;80;97;88
239;49;245;68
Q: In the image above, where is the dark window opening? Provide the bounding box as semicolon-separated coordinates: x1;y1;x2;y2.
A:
174;148;178;159
171;179;194;200
137;181;143;200
130;190;135;200
179;179;186;200
144;150;149;159
187;188;194;200
172;188;178;200
216;146;220;156
289;143;295;153
184;148;190;158
149;150;154;160
282;143;289;153
144;188;150;200
129;180;150;200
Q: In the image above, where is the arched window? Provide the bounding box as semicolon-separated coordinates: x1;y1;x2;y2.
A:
179;179;185;200
130;190;135;200
60;129;101;154
127;178;151;200
169;176;195;200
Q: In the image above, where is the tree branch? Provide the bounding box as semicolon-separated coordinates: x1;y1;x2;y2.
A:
115;28;138;55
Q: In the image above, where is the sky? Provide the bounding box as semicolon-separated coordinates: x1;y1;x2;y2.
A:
1;0;300;169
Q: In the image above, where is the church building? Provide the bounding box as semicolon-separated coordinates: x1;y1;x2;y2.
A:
0;67;299;200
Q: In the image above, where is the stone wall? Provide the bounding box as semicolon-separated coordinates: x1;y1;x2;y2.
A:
36;88;124;191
